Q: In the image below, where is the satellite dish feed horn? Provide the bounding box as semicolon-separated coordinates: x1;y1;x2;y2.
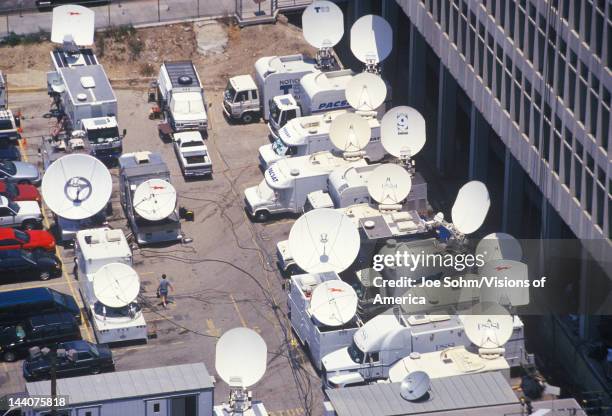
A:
51;5;95;47
302;1;344;70
41;154;112;221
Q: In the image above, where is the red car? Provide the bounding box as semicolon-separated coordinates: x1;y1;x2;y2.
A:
0;228;56;252
0;180;41;203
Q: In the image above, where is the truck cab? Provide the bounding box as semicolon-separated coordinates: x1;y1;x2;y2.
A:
0;195;42;230
223;75;260;123
0;109;21;143
267;94;301;138
79;117;123;159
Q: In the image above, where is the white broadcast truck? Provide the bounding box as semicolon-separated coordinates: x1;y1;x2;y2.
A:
321;308;528;387
74;227;148;344
156;61;208;132
244;151;366;221
258;110;384;169
288;271;361;370
267;69;356;139
223;54;319;123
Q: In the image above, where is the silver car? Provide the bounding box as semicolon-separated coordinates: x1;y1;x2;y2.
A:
0;160;41;186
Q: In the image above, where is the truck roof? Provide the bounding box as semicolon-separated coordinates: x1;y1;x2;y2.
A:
264;152;366;190
75;228;131;262
301;69;355;97
354;313;403;353
119;152;170;181
328;164;379;191
59;65;116;106
230;75;257;92
291;271;340;299
51;48;98;69
161;60;201;89
254;54;317;79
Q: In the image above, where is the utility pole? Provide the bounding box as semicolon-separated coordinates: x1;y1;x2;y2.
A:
50;348;57;416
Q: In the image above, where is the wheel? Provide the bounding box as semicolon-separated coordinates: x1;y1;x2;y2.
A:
39;271;51;281
3;351;16;362
241;112;254;124
22;220;37;230
90;367;101;375
254;210;269;222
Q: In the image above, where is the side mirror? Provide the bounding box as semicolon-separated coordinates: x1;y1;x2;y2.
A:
122;129;127;137
14;117;21;128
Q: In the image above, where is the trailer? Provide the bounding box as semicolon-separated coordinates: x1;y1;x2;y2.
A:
118;151;182;245
74;227;147;344
258;110;384;169
156;61;208;132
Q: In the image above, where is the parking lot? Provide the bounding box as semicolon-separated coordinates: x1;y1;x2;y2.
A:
0;88;320;416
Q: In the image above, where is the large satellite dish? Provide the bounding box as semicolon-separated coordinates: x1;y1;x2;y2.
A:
42;154;112;220
216;327;267;388
302;1;344;49
93;263;140;308
309;280;358;326
51;5;95;46
133;179;177;221
288;208;360;273
400;371;431;401
451;181;490;235
367;164;412;205
460;302;514;350
329;113;371;153
350;15;393;65
381;106;427;158
345;73;387;112
479;260;530;307
475;233;523;263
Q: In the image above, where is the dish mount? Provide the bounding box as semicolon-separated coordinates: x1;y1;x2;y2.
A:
302;1;344;70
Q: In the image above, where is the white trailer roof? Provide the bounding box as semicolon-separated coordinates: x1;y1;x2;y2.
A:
264;152;365;190
59;64;116;105
254;54;317;78
328;163;379;192
76;227;131;262
301;69;355;97
230;74;257;91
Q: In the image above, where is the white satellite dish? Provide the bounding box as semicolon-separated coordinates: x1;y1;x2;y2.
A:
381;106;427;158
216;327;267;388
476;233;523;263
451;181;490;235
288;208;360;273
479;260;530;307
93;263;140;308
41;154;112;221
302;1;344;49
350;15;393;66
309;280;358;326
460;302;514;350
329;113;371;153
367;164;412;205
345;73;387;112
399;371;431;401
133;179;177;221
51;5;95;46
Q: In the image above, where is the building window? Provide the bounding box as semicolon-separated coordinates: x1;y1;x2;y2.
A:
154;403;160;413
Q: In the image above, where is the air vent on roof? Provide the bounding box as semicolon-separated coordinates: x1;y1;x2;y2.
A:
178;75;193;85
105;229;122;242
134;152;150;164
80;76;95;88
290;168;300;176
77;93;87;101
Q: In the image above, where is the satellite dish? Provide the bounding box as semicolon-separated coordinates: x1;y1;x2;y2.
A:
288;208;360;273
381;106;427;158
367;164;412;205
133;179;177;221
51;5;95;46
476;233;523;262
479;260;530;307
451;181;490;235
216;327;267;388
41;154;112;220
399;371;431;401
460;302;514;349
309;280;358;326
302;1;344;49
345;73;387;112
92;263;140;308
329;113;371;153
350;15;393;65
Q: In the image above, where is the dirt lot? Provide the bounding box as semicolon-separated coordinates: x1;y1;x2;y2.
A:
0;17;316;89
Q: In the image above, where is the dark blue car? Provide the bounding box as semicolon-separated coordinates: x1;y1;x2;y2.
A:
0;145;21;162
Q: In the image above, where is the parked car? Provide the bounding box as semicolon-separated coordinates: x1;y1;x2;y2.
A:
0;312;80;362
0;160;41;186
0;196;42;229
0;288;81;328
0;249;61;281
173;131;212;177
0;180;41;203
23;340;114;381
0;145;21;162
0;228;56;252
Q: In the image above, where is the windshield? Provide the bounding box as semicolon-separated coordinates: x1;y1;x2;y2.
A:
13;229;30;243
271;138;289;156
89;343;100;356
51;290;67;306
7;200;19;213
15;325;26;339
87;127;120;144
256;180;275;201
347;340;365;364
224;82;236;102
0;160;16;175
0;119;13;130
181;140;202;148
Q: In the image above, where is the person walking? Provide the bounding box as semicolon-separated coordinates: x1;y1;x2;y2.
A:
157;274;173;308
